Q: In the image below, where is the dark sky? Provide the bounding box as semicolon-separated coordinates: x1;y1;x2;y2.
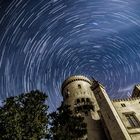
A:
0;0;140;111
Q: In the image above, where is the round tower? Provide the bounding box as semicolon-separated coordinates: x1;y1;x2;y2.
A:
61;75;107;140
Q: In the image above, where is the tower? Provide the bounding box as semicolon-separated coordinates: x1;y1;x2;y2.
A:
91;80;132;140
61;75;106;140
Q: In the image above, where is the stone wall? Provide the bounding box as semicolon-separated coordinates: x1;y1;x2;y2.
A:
112;97;140;139
61;75;107;140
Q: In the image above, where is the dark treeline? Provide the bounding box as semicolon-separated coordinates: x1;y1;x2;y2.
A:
0;90;87;140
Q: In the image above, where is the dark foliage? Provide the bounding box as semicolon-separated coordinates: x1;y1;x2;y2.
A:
49;105;87;140
0;91;87;140
0;90;48;140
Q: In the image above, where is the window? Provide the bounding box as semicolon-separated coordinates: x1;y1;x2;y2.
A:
86;98;90;102
81;98;85;102
125;113;140;128
121;103;126;107
78;84;81;89
77;99;80;103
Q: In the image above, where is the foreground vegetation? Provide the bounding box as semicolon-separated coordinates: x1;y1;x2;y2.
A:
0;90;87;140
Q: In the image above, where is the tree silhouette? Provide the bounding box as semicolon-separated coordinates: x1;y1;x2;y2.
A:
49;105;87;140
0;91;87;140
0;90;48;140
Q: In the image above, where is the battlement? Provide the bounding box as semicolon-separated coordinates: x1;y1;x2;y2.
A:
112;96;140;102
61;75;92;91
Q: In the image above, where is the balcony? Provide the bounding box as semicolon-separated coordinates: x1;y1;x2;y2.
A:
74;98;94;113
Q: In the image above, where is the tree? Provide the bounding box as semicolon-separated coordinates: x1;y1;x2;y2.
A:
49;105;87;140
0;90;48;140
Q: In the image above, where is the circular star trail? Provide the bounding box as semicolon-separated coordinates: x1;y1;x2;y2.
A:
0;0;140;111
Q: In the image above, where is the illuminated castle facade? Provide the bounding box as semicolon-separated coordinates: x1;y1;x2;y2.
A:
61;75;140;140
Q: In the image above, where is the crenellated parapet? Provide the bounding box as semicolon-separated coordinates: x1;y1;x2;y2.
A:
112;96;140;102
61;75;107;140
61;75;92;92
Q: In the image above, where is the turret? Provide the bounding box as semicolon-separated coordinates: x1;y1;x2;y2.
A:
61;75;107;140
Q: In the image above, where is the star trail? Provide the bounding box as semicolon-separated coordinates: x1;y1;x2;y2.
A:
0;0;140;111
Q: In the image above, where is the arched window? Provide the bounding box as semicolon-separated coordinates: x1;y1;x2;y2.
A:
77;99;80;103
81;98;85;102
86;98;90;102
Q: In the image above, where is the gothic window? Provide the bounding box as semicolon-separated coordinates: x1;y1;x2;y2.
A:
125;113;140;128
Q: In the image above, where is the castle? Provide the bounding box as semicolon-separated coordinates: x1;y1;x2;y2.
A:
61;75;140;140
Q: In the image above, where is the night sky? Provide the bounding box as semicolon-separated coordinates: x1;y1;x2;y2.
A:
0;0;140;111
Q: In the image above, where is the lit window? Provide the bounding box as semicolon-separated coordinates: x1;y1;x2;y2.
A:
121;103;126;107
125;113;140;128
